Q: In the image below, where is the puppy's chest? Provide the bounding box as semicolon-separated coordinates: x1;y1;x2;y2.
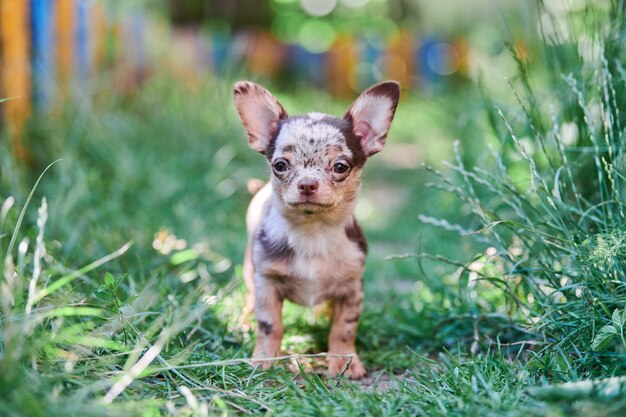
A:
261;228;365;306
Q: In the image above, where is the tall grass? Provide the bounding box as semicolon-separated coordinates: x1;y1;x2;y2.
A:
423;0;626;381
0;79;271;416
0;194;277;416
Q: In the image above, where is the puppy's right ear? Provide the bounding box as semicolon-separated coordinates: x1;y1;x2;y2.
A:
233;81;287;154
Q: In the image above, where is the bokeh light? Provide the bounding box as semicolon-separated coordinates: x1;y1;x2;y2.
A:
298;19;336;53
340;0;369;8
426;42;460;76
300;0;338;17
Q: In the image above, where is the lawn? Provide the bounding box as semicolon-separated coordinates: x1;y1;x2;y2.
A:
2;2;626;416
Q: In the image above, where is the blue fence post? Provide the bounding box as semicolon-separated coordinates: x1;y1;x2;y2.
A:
362;35;381;87
210;29;229;74
30;0;54;110
418;37;439;88
76;0;90;88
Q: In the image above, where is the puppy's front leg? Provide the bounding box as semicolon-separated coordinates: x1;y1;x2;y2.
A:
252;277;283;367
240;242;255;327
327;279;366;379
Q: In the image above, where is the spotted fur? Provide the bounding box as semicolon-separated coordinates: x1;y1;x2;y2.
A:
234;80;400;379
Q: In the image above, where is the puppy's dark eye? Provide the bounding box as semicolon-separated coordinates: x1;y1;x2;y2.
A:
273;160;289;174
333;162;349;174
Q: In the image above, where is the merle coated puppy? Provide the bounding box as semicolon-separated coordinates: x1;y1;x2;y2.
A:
233;80;400;379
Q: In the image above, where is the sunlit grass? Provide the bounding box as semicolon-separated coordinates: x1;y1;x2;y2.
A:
421;0;626;407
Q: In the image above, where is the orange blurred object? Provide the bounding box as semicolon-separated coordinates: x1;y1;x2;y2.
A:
386;30;414;88
246;30;285;79
55;0;76;101
169;27;200;89
327;36;358;98
0;0;31;159
452;39;469;76
91;3;107;73
514;40;529;63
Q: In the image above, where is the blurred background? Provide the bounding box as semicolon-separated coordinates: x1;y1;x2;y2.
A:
2;1;617;318
0;0;603;347
1;0;533;145
0;0;545;278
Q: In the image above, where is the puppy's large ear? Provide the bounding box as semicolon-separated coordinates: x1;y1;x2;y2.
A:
344;81;400;157
233;81;288;154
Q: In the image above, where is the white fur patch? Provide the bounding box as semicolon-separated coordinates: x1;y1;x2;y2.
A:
350;95;393;137
307;112;326;121
275;117;343;151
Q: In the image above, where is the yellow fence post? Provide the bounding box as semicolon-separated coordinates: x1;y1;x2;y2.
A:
387;30;414;88
327;36;358;98
0;0;32;159
56;0;75;103
246;30;285;80
91;3;106;73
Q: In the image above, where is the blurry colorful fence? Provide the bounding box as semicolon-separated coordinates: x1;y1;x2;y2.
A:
233;28;469;96
0;1;468;156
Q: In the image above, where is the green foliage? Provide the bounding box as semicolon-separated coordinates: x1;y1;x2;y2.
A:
96;272;139;309
424;0;626;381
591;307;626;352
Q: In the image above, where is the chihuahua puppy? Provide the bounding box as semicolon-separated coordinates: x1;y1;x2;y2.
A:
233;80;400;379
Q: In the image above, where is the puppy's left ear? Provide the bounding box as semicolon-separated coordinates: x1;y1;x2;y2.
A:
344;81;400;157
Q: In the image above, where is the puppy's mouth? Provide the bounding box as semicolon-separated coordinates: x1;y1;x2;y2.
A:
287;201;334;214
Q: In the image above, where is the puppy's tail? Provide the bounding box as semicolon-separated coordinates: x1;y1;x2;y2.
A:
246;178;265;196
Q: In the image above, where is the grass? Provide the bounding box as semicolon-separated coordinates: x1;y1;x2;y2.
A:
0;77;480;416
419;0;626;408
2;2;626;416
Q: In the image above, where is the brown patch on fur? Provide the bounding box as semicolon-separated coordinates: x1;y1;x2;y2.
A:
257;228;294;261
337;117;368;168
233;83;249;95
345;314;360;323
264;118;286;161
261;258;292;282
316;115;367;168
258;320;274;335
346;218;368;254
367;81;401;105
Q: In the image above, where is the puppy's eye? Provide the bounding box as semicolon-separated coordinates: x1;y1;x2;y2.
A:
333;162;349;174
273;160;289;174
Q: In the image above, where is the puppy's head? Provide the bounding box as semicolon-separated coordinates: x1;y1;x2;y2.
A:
234;81;399;217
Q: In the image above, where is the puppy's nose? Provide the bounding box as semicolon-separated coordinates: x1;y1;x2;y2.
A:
297;179;319;196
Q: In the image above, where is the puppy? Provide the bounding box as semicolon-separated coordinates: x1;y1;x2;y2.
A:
233;80;400;379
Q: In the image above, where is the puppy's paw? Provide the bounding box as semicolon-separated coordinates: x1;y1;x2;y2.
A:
249;357;273;370
250;346;281;370
328;354;367;380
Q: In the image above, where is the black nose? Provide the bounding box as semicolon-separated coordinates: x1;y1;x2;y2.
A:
297;179;319;196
